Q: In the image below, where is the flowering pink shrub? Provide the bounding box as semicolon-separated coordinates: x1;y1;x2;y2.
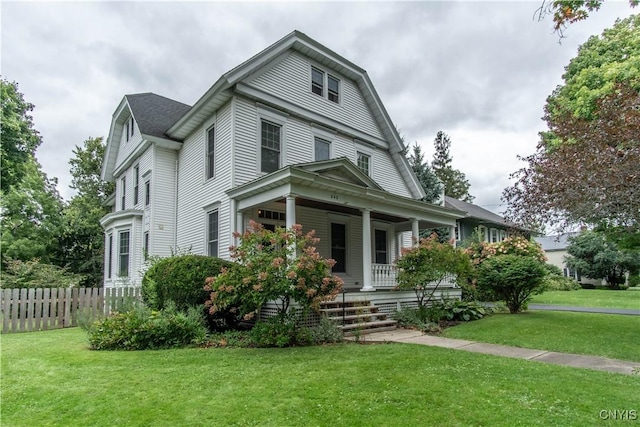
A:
464;235;546;265
204;221;343;322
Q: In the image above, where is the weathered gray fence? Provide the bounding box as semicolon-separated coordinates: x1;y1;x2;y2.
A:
1;287;141;333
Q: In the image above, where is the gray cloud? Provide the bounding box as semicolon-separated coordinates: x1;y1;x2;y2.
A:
2;1;635;214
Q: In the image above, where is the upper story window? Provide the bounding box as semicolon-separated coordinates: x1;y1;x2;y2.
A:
206;126;215;179
261;120;281;174
133;165;139;205
125;116;135;142
314;137;331;161
120;176;126;210
311;66;340;104
145;180;151;206
357;152;370;176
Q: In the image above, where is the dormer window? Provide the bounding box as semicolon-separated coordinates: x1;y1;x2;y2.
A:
311;66;340;104
125;116;135;142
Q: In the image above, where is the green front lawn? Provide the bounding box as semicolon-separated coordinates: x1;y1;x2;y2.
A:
2;328;639;426
530;289;640;309
444;311;640;362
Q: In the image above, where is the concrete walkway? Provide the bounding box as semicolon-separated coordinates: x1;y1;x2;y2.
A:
352;329;640;375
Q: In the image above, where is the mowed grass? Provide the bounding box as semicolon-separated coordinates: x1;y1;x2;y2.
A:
444;311;640;362
530;289;640;309
2;328;639;426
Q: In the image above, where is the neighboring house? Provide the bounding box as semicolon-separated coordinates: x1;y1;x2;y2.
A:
99;31;466;308
535;233;600;286
444;196;525;245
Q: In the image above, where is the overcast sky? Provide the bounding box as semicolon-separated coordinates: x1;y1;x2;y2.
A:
2;1;636;214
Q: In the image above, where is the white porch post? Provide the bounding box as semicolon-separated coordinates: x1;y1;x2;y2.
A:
235;208;244;245
450;225;456;247
411;218;420;247
361;208;374;292
285;195;297;259
285;195;296;228
395;232;403;260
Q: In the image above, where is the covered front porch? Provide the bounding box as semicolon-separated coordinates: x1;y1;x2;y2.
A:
227;158;465;292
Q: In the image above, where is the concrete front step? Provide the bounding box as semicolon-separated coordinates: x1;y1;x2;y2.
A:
344;325;398;337
326;313;388;322
320;305;379;313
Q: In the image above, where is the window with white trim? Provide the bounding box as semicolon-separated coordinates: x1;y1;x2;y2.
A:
311;66;340;104
331;223;346;273
477;226;488;242
145;180;150;206
130;117;135;138
119;231;130;277
134;165;139;205
490;228;498;243
374;229;388;264
314;137;331;161
107;234;113;279
120;177;126;210
206;126;215;179
357;152;370;176
207;209;219;257
261;120;281;173
143;231;149;260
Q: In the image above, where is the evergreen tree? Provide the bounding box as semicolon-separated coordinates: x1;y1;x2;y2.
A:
431;131;474;202
407;143;442;204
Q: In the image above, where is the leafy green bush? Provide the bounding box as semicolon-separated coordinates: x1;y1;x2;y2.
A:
393;309;442;334
628;274;640;288
1;258;84;289
428;300;489;322
249;314;312;348
207;330;253;348
478;255;547;313
543;274;582;291
142;255;234;311
310;317;344;344
87;303;208;350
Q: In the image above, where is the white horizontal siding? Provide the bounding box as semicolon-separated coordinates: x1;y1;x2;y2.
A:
151;147;177;258
249;51;383;141
115;118;142;170
234;97;259;186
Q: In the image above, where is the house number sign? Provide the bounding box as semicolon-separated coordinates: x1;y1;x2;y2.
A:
330;194;339;200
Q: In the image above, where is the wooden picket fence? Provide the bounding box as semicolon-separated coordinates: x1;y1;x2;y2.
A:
1;287;141;333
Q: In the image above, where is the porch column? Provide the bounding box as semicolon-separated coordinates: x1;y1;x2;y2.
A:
450;225;456;247
285;195;296;228
285;195;297;259
411;218;419;246
395;232;403;260
361;209;374;292
235;208;244;245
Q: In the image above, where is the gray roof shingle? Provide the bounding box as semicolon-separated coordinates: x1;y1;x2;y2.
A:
444;196;513;227
125;93;191;140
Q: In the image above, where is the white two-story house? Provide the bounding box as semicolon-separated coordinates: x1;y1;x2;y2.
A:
100;31;465;307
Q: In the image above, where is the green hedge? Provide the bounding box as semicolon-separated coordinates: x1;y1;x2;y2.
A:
142;255;234;311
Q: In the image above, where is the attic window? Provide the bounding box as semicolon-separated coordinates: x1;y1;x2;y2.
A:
311;66;340;103
125;116;135;142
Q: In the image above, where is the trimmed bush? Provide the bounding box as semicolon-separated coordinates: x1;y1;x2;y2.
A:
142;255;234;311
309;317;344;344
478;254;547;313
543;274;582;291
87;303;208;350
249;314;312;348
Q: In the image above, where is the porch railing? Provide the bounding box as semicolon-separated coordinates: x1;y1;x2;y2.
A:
371;263;397;288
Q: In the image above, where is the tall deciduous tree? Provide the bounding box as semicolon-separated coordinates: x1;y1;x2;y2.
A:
431;131;474;202
407;143;443;204
0;79;42;194
59;137;114;287
536;0;638;38
503;16;640;233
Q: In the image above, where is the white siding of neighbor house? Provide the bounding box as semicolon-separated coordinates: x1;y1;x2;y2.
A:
151;147;178;258
176;101;233;259
115;116;142;169
248;51;384;141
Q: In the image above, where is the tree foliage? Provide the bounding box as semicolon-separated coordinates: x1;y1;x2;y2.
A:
431;131;474;202
395;235;472;309
0;79;42;194
536;0;638;38
59;137;114;287
504;16;640;233
565;231;640;289
407;143;443;204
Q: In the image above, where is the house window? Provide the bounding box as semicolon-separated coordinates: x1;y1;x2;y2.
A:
208;209;219;257
126;122;130;142
331;223;346;273
258;209;286;221
477;226;488;242
455;225;460;241
120;177;126;210
145;181;150;206
261;120;281;173
374;229;388;264
118;231;130;277
357;152;370;176
107;234;113;279
327;75;339;103
206;126;215;179
143;231;149;260
315;137;331;161
130;117;135;138
490;228;498;243
134;165;139;205
311;67;324;96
